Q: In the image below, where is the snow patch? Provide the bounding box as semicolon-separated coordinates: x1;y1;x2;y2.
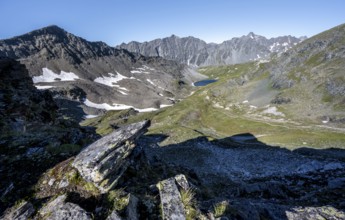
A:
130;70;145;74
118;90;128;95
131;65;154;74
160;104;173;108
84;99;174;113
142;65;155;71
146;79;156;86
35;85;55;90
84;115;99;119
33;68;79;83
262;106;285;116
242;100;249;104
113;85;128;91
94;72;128;87
84;99;132;111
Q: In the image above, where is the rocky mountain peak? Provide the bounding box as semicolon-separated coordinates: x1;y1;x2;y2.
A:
31;25;67;35
118;32;304;66
247;32;256;38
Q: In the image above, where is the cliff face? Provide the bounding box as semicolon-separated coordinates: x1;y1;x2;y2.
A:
117;33;305;66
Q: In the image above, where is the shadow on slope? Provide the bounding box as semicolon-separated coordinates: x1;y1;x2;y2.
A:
129;132;345;219
0;58;100;215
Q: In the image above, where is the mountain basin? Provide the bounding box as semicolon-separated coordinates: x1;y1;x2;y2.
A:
193;79;217;86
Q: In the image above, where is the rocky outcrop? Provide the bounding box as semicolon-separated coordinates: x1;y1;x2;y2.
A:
1;201;35;220
157;177;186;220
117;33;305;66
39;195;92;220
72;121;150;192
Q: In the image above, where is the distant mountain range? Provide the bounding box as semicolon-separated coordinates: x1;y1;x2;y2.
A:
0;25;205;118
117;33;307;66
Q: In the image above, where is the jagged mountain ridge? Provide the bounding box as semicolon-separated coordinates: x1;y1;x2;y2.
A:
117;32;306;66
0;25;205;117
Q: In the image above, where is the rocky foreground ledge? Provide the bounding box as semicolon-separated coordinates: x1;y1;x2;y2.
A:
72;120;150;192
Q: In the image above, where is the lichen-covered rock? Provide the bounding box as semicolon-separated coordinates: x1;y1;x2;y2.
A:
39;195;67;216
72;120;150;192
48;203;92;220
157;177;186;220
39;194;92;220
286;206;345;220
175;174;190;190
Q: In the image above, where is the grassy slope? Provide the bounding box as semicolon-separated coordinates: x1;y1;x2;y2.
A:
82;62;345;150
268;24;345;122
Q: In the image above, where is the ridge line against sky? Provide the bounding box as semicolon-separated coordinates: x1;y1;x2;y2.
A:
0;0;345;46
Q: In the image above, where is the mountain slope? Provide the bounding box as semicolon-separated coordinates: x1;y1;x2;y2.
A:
266;23;345;123
0;26;205;118
117;33;305;66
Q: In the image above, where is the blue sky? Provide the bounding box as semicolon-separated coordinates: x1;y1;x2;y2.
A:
0;0;344;46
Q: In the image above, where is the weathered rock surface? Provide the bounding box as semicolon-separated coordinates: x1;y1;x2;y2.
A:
175;174;190;191
39;194;92;220
72;120;150;192
106;210;123;220
286;206;345;220
158;177;186;220
126;194;139;220
1;201;35;220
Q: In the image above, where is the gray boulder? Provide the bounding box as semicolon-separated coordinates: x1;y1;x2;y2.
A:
39;194;92;220
106;210;123;220
72;120;150;192
49;203;92;220
157;177;186;220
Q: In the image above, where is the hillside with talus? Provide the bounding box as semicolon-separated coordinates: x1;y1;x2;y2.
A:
117;33;305;66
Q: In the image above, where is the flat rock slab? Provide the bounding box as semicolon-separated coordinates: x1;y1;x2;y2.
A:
158;178;186;220
72;121;150;192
